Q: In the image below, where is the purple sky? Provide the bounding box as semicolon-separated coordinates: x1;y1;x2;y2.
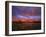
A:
12;6;41;20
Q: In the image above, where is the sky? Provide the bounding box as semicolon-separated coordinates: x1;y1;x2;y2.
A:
12;6;41;21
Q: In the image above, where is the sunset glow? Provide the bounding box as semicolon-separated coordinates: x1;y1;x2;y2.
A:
12;6;41;22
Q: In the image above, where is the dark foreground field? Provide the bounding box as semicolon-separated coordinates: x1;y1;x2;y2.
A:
12;21;41;31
